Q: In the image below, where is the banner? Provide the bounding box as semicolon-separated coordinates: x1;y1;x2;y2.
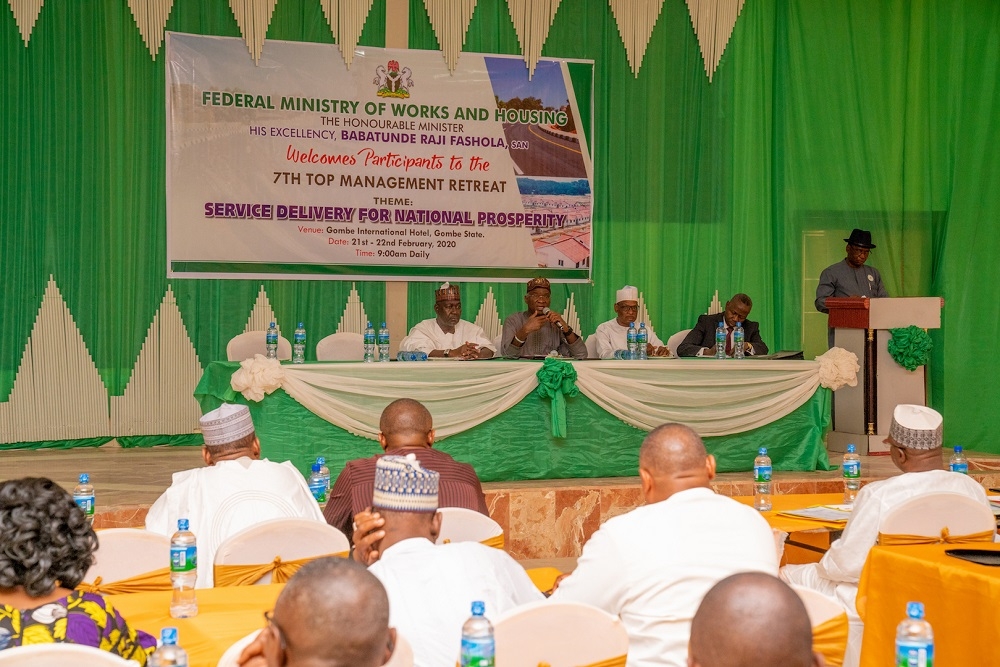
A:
165;33;594;282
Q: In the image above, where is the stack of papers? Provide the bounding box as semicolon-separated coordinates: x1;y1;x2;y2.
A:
776;504;853;524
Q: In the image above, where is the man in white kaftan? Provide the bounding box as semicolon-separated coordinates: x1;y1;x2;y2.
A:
398;282;495;359
353;454;542;667
145;404;323;588
782;404;992;667
591;285;668;358
550;424;778;667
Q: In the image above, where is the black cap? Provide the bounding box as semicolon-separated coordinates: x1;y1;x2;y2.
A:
844;228;876;249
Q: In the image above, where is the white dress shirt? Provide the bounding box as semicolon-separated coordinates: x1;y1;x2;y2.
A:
591;319;665;359
144;457;324;588
369;537;543;667
551;487;779;667
399;318;496;355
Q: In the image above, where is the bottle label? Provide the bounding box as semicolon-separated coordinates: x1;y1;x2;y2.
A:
950;462;968;474
294;333;306;344
460;637;495;667
896;641;933;666
170;545;197;572
266;333;278;344
843;461;860;478
754;465;772;483
74;495;95;516
309;481;327;503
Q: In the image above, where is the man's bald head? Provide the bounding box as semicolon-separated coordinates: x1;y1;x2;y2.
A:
638;423;715;503
689;572;823;667
379;398;434;449
274;557;391;666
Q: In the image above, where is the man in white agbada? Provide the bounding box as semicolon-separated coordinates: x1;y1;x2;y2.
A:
145;404;324;588
591;285;669;358
352;454;542;667
398;282;495;359
781;404;992;667
549;423;778;667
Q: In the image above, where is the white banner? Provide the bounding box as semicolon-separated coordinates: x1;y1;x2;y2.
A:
165;33;594;281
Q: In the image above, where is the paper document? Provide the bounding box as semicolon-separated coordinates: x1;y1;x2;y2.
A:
777;505;853;523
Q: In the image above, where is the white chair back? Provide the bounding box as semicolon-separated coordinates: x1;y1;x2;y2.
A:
217;630;260;667
214;518;350;585
666;329;692;357
790;584;847;627
584;334;599;359
227;331;292;361
86;528;171;583
494;600;629;666
879;492;996;538
385;632;415;667
315;332;364;361
0;644;140;666
435;507;503;545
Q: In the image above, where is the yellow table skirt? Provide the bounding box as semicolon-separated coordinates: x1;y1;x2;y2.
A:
107;584;283;667
857;544;1000;667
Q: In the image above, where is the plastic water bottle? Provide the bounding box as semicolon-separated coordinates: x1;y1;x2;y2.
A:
613;349;631;360
715;321;727;359
637;323;649;360
753;447;772;511
895;601;933;667
265;322;279;359
292;322;306;364
733;322;745;359
73;473;95;524
363;321;376;362
460;600;495;667
309;463;327;503
150;627;189;667
316;456;331;492
396;350;428;361
950;445;968;474
378;321;390;362
842;444;861;504
626;322;638;360
169;519;198;618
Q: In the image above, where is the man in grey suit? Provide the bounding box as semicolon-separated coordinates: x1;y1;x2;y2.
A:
677;294;769;357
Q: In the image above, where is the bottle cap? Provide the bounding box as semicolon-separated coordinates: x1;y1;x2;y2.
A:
298;322;304;327
846;444;855;453
160;627;178;646
719;321;725;327
736;321;743;328
312;463;321;472
954;445;963;453
906;601;924;619
381;321;387;327
758;447;767;456
629;322;635;328
269;321;275;327
317;456;326;465
367;320;372;327
639;322;645;327
79;473;89;484
178;518;189;531
471;600;485;616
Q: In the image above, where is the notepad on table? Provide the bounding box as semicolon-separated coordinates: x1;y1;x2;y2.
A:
776;505;853;524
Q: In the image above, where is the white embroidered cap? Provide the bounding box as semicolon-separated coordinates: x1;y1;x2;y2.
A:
200;403;255;446
616;285;639;303
887;404;943;450
372;453;439;512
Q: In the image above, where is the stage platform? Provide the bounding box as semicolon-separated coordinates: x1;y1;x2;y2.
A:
6;444;1000;561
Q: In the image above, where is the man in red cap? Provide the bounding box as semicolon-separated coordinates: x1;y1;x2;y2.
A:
499;277;587;359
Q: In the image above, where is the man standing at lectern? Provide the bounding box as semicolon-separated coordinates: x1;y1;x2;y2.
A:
814;228;889;313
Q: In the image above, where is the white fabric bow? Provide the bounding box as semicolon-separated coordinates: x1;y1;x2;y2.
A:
815;347;860;391
231;354;285;402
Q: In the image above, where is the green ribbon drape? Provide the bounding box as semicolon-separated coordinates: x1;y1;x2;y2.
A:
887;326;933;371
534;358;580;438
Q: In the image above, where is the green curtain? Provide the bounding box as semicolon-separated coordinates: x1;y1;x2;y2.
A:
1;0;998;451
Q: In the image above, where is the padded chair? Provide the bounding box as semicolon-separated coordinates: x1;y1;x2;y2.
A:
81;528;172;594
216;629;414;667
315;332;364;361
666;329;692;357
494;600;629;666
217;630;259;667
213;518;350;586
435;507;505;549
0;644;140;666
584;334;600;359
878;492;996;543
791;585;849;667
227;331;292;361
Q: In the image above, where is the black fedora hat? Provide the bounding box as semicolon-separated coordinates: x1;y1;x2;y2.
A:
844;228;876;249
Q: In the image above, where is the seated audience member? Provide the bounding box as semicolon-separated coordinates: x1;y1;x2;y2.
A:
500;277;587;359
398;282;495;359
352;454;542;667
550;423;778;667
677;294;768;357
145;403;324;587
0;477;156;662
238;557;395;667
689;572;825;667
591;285;670;358
324;398;488;539
781;404;991;666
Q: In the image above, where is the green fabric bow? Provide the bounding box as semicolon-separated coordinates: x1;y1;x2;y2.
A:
535;358;580;438
887;325;933;371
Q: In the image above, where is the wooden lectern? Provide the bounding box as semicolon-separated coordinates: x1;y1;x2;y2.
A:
826;297;942;454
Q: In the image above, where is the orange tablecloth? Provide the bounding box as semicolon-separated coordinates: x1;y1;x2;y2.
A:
107;584;283;667
857;544;1000;666
732;492;847;533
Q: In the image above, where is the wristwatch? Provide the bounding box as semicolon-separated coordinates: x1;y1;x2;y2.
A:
443;349;451;357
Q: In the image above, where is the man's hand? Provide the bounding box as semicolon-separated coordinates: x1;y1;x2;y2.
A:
237;632;267;667
454;342;480;360
703;345;718;357
519;310;550;337
649;343;670;357
352;508;385;566
544;309;568;332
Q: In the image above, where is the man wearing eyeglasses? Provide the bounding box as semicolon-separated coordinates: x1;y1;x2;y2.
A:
591;285;670;358
815;228;889;313
677;293;768;358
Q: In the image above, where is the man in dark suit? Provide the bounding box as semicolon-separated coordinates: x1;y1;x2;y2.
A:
677;293;769;357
